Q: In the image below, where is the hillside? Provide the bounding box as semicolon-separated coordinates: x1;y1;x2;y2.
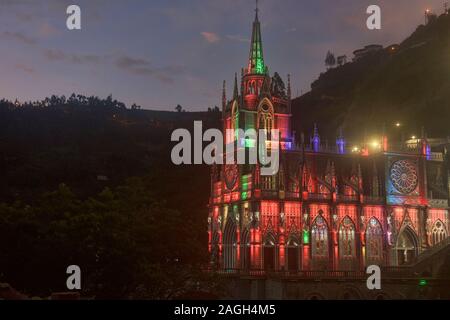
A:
0;99;220;203
292;13;450;140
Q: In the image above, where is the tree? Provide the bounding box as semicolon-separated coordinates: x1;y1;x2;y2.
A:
325;51;336;70
175;104;183;112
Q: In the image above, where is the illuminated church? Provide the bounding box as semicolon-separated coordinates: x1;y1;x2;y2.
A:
207;7;449;279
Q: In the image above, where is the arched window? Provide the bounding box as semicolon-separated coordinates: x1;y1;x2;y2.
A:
230;101;239;142
395;227;418;266
366;218;383;264
240;229;251;270
223;219;237;270
257;102;274;133
258;110;273;132
263;233;276;271
339;216;356;270
286;236;300;272
432;220;447;245
311;214;329;270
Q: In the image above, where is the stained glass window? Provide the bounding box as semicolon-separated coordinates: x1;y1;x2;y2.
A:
339;216;355;258
312;215;328;258
366;217;383;262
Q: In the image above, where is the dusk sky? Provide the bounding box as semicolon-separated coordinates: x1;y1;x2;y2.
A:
0;0;446;111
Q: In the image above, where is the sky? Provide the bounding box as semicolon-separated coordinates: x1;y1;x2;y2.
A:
0;0;447;111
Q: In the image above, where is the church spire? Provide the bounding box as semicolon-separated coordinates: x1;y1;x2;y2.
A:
233;72;239;99
222;80;226;115
247;0;265;75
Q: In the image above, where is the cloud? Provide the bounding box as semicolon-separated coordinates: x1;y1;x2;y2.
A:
43;49;103;64
226;34;250;42
116;56;150;69
15;63;35;74
115;55;186;84
38;22;60;37
1;31;36;45
201;31;220;43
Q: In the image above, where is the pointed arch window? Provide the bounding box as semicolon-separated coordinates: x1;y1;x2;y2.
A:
311;214;328;258
223;218;237;270
432;220;447;245
366;217;383;262
229;101;239;142
339;216;356;258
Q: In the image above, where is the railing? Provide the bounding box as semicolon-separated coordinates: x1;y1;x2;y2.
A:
261;190;278;198
428;152;444;161
414;236;450;264
428;199;448;208
215;269;367;279
215;268;423;279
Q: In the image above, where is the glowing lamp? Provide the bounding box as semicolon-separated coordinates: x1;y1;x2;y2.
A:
371;141;380;148
419;279;428;287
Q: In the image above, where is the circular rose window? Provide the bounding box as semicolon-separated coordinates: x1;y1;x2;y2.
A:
390;160;418;194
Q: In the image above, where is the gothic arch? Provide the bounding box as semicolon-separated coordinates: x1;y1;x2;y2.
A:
395;226;419;266
311;213;330;270
365;217;384;265
223;218;237;270
240;228;251;270
431;219;447;245
263;232;277;271
257;98;274;132
286;234;301;272
338;216;357;270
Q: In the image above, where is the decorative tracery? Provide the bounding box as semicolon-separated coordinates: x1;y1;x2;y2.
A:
366;218;383;262
339;216;355;258
390;160;419;194
312;214;328;258
431;220;447;245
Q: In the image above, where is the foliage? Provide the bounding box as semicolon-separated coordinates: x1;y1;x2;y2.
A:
0;179;217;299
293;13;450;139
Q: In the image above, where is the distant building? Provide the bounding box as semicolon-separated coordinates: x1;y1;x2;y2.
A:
336;55;347;66
352;44;383;61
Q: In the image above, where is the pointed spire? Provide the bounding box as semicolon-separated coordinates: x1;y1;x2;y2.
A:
336;126;346;154
311;123;320;152
222;80;226;114
233;73;239;99
287;74;291;100
247;1;265;75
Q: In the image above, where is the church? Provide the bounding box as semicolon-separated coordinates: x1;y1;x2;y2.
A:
207;6;449;284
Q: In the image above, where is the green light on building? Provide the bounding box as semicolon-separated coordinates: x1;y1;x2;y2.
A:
419;279;428;287
303;230;309;244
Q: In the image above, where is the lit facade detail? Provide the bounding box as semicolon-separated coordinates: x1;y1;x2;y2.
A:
207;8;449;273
